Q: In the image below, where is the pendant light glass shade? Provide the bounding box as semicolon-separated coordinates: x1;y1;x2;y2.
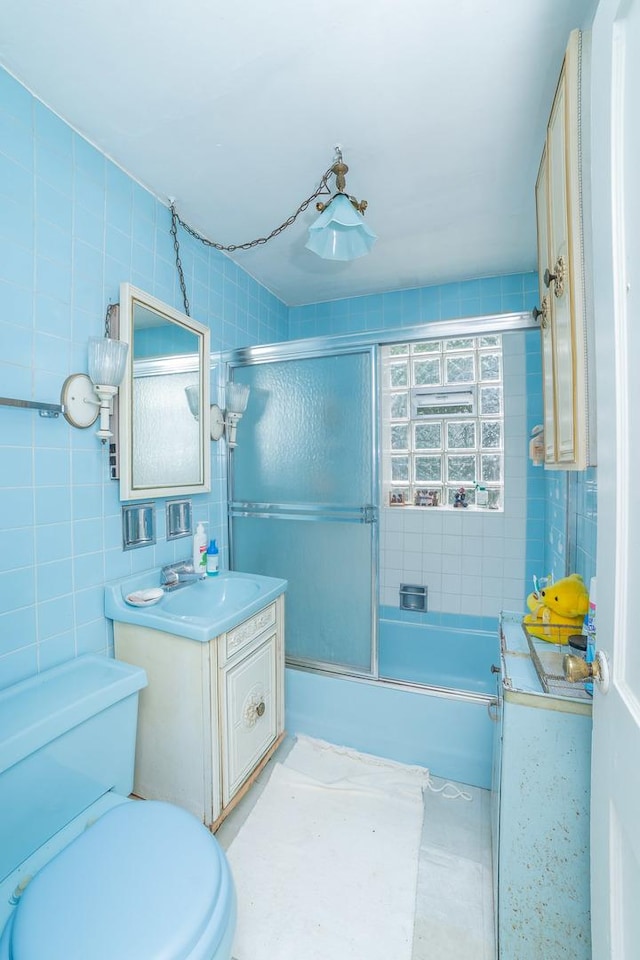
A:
305;193;377;261
88;336;128;387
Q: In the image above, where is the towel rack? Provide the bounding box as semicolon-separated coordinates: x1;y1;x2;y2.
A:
0;396;63;418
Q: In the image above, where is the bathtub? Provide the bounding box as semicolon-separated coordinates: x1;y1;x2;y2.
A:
285;610;500;789
378;610;498;693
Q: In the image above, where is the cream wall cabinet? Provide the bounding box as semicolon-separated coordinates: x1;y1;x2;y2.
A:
535;29;593;469
114;593;285;828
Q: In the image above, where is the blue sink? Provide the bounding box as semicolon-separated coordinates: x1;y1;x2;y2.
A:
104;570;287;642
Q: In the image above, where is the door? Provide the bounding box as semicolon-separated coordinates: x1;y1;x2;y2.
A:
229;348;377;676
590;1;640;955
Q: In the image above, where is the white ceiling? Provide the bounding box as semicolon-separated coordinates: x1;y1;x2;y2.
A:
0;0;597;307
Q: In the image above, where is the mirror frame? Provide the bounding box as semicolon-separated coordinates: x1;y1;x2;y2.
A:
118;283;211;501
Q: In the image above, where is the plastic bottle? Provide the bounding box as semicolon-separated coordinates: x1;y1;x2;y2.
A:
475;483;489;507
206;539;219;576
585;576;596;695
192;522;208;577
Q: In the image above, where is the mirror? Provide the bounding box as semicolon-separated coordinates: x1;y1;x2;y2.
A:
118;284;210;501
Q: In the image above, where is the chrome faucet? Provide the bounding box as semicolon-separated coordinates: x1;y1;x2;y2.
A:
160;560;205;590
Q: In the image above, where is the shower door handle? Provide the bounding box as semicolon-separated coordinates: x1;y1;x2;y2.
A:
361;505;378;524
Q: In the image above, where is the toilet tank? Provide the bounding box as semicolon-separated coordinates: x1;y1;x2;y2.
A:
0;656;147;882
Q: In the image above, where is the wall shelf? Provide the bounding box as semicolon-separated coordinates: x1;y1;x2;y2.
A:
0;396;63;418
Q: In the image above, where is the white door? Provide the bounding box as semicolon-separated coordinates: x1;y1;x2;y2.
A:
590;0;640;955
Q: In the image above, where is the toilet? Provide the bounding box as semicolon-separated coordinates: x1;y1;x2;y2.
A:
0;656;236;960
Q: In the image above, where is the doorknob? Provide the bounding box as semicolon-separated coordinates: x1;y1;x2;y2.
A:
563;649;610;694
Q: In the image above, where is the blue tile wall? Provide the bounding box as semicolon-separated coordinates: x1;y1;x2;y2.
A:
288;272;540;338
572;468;597;584
0;67;287;687
0;63;597;688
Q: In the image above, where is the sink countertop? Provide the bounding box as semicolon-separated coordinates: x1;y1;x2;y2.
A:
104;570;287;642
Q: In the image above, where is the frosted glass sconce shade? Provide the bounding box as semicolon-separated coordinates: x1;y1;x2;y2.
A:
210;381;251;448
88;336;128;387
225;381;250;414
62;335;129;442
185;384;200;419
306;193;377;261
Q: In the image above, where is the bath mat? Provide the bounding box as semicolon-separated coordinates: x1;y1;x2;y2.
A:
227;736;429;960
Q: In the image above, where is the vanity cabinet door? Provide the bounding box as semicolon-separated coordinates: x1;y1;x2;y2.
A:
221;634;278;806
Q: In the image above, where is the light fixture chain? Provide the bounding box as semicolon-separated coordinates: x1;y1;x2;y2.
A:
171;164;334;254
169;162;336;315
104;303;116;337
170;207;191;317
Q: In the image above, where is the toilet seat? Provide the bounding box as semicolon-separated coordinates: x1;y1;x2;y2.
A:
7;800;235;960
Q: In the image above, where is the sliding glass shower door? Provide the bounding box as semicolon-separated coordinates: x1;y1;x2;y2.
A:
230;348;377;675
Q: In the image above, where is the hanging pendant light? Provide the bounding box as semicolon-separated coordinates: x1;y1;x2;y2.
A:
305;149;377;261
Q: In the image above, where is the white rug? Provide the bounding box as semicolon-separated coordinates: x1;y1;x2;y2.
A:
227;736;429;960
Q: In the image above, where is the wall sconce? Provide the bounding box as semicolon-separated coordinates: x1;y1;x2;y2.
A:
210;382;250;448
61;305;129;442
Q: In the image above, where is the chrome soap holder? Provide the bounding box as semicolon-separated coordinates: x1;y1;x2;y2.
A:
166;499;192;540
122;502;156;550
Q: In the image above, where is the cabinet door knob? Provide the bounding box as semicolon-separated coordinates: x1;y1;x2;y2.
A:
532;298;550;329
256;701;266;717
491;664;501;674
544;257;566;298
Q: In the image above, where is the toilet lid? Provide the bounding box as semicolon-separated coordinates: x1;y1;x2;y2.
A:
11;801;233;960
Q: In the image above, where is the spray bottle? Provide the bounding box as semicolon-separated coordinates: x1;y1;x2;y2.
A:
192;521;208;578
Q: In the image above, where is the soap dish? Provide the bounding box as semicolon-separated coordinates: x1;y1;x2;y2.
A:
125;587;164;607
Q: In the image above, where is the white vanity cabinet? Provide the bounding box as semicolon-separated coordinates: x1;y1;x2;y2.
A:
535;29;593;469
113;593;285;829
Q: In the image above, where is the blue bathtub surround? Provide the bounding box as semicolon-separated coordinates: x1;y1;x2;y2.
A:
380;330;539;619
543;468;597;585
378;607;498;692
285;667;494;789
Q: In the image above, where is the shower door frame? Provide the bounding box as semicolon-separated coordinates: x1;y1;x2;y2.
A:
227;339;381;679
224;309;538;685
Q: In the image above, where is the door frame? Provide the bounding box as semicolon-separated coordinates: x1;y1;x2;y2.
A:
226;343;380;678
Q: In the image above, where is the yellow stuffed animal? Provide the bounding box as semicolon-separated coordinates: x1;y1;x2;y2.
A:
523;574;589;644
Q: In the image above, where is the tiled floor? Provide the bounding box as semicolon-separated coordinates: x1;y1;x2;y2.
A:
216;737;496;960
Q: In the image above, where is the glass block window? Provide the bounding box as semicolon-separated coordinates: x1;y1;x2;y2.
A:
382;336;504;509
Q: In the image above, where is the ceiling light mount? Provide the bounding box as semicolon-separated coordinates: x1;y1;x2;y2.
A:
315;147;369;216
